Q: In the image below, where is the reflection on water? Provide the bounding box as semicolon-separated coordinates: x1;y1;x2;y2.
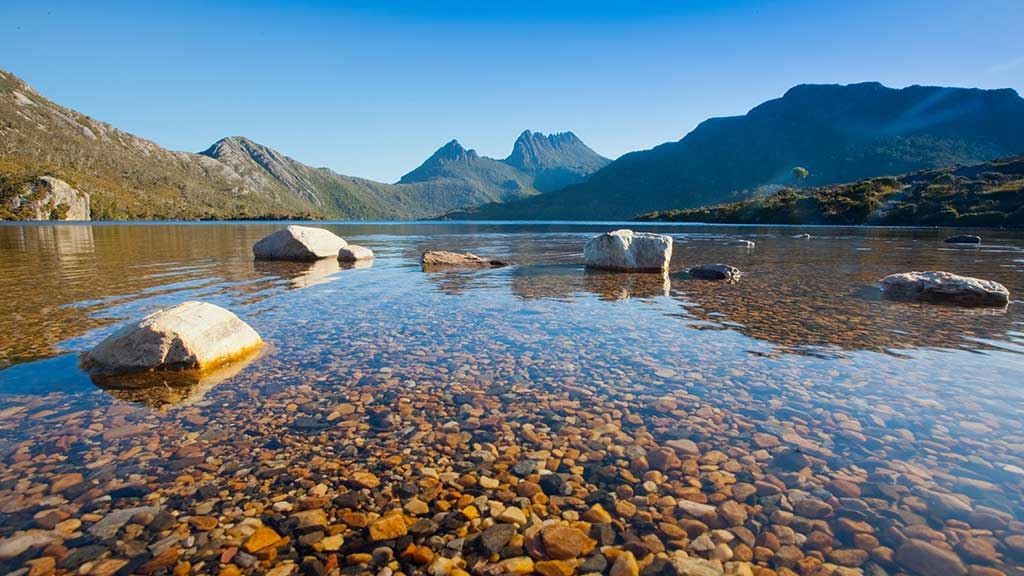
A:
91;347;264;409
254;258;344;289
0;222;1023;575
506;265;671;301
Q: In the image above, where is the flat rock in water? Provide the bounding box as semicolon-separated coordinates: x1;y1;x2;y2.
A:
880;271;1010;307
688;264;741;281
583;229;672;272
421;251;508;268
253;226;348;261
338;244;374;262
944;234;981;244
727;239;756;248
83;301;263;377
793;233;811;239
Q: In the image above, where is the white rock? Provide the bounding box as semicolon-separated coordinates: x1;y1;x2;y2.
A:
880;271;1010;307
0;530;56;560
338;244;374;262
253;225;347;261
84;301;263;376
793;233;811;239
726;239;755;248
583;229;672;272
677;499;717;517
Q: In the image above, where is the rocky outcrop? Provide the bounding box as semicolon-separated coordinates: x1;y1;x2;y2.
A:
688;264;741;281
338;245;374;262
583;230;672;272
3;176;90;220
881;271;1010;306
83;301;262;377
253;226;348;261
421;251;508;269
944;234;981;244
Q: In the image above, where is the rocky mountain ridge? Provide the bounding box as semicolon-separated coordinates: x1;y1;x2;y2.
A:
0;69;607;220
449;82;1024;220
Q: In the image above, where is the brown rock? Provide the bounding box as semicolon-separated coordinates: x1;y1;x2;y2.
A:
188;516;218;531
610;551;639;576
828;548;869;567
350;471;380;489
369;514;408;541
896;540;967;576
957;538;1000;565
421;251;508;268
244;526;282;553
542;525;591;559
719;501;747;526
535;559;576;576
582;504;612;524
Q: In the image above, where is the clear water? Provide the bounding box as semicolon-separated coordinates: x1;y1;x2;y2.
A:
0;222;1022;574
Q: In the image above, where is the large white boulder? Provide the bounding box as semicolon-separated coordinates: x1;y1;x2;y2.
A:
83;301;263;377
583;229;672;272
253;225;347;261
881;271;1010;307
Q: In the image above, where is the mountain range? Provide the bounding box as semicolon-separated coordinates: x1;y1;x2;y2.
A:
0;69;607;220
448;82;1024;220
4;67;1024;223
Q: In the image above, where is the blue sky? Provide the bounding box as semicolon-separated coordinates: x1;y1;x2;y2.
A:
2;0;1022;182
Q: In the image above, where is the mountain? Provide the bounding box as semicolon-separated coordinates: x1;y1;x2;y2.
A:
449;82;1024;220
504;130;611;192
637;155;1024;227
197;136;420;219
0;68;607;220
398;139;538;204
396;132;610;206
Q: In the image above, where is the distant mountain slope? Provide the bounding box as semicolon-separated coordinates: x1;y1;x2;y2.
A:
637;155;1024;227
450;82;1024;220
1;68;607;220
198;136;421;219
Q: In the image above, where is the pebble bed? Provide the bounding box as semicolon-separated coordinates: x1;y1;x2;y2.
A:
0;224;1022;576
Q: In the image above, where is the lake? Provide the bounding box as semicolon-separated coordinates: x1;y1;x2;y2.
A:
0;222;1022;575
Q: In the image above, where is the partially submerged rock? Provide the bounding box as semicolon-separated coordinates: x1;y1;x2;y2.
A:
83;301;263;377
688;264;741;282
944;234;981;244
338;245;374;262
583;229;672;272
253;226;348;261
422;251;508;268
727;239;756;248
880;271;1010;307
793;233;811;239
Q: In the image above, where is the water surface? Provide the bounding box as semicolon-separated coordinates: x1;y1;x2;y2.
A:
0;222;1022;574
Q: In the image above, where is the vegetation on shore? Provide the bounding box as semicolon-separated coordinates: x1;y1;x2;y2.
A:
637;156;1024;226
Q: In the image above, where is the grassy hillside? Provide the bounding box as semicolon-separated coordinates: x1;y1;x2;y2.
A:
637;156;1024;227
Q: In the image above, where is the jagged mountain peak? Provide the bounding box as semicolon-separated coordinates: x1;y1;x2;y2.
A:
505;129;606;172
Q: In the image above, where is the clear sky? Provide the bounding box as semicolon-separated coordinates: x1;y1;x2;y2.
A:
2;0;1022;182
